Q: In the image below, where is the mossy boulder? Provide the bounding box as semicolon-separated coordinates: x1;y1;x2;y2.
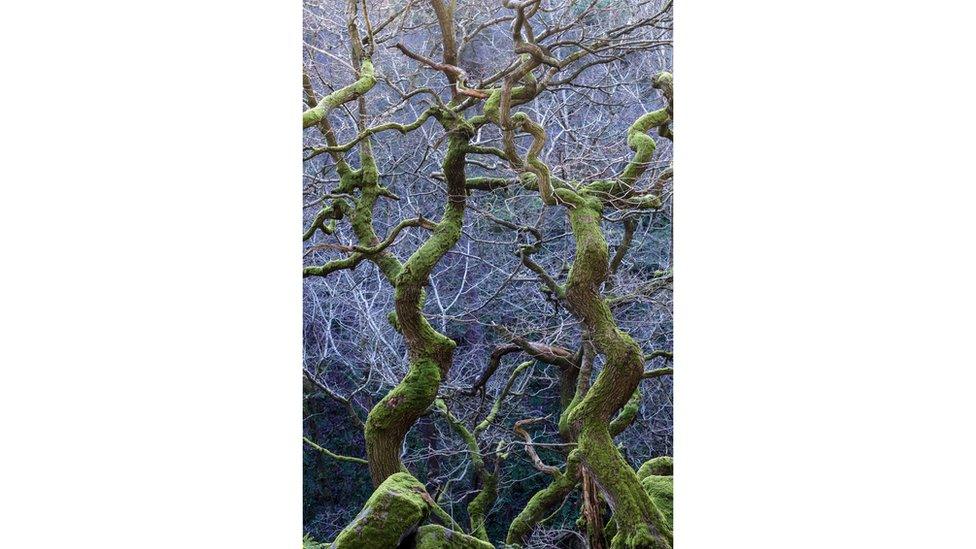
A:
330;472;431;549
414;524;495;549
641;475;673;531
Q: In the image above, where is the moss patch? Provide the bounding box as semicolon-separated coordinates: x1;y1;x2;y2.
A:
415;524;495;549
641;475;673;531
329;472;431;549
637;456;673;479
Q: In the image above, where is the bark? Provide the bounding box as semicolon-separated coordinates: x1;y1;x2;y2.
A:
583;469;609;549
302;60;376;129
435;399;500;542
539;73;675;549
553;186;671;549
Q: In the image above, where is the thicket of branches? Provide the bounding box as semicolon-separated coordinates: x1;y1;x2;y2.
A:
302;0;673;547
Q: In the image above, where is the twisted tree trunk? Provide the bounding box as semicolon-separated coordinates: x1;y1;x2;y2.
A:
364;125;471;486
556;189;672;549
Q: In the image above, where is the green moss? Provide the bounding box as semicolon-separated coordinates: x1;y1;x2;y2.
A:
641;475;673;531
302;533;327;549
435;398;502;542
573;426;671;548
365;133;470;486
610;525;671;549
609;388;641;436
637;456;673;479
415;525;495;549
466;472;497;541
365;359;442;484
651;72;673;104
553;185;671;548
506;452;582;546
329;472;431;549
302;59;376;129
475;360;532;434
349;161;403;284
617;108;668;193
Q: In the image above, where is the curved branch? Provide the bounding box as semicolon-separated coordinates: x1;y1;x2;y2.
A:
476;360;533;434
506;451;582;547
303;217;434;277
302;59;376;129
513;416;560;477
303;437;367;465
305;108;437;158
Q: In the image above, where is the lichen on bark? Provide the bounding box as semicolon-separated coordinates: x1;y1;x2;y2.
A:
303;59;376;129
521;73;675;549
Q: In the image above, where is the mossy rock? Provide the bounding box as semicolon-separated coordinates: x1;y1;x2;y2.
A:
330;472;431;549
414;524;495;549
641;475;673;531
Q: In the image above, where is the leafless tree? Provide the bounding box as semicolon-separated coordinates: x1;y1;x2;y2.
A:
302;0;673;546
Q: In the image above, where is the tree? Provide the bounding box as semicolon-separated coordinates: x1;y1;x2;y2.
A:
302;0;673;546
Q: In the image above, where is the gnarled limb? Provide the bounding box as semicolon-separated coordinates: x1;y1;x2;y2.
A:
435;399;504;542
303;216;435;277
611;364;674;436
305;107;437;158
556;189;671;549
476;361;533;434
505;450;582;547
637;456;673;479
302;59;376;129
514;416;561;477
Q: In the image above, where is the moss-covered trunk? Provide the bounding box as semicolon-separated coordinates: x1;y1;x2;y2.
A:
553;189;671;549
364;129;470;486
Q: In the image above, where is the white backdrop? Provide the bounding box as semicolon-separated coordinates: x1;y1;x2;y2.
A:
2;1;974;547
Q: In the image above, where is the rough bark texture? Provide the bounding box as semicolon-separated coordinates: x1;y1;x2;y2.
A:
554;189;671;549
302;60;376;129
303;1;674;543
531;74;672;547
